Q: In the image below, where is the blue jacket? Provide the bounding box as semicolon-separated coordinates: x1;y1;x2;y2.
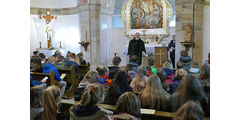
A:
30;75;41;87
42;63;62;82
66;60;79;74
130;62;139;72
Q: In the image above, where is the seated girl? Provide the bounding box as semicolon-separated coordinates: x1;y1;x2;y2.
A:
130;66;148;92
140;74;170;111
162;61;175;83
104;70;133;105
70;84;109;120
169;74;207;113
173;101;205;120
169;68;187;94
34;86;70;120
112;92;141;120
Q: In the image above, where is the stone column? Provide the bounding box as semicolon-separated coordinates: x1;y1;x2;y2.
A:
78;0;101;69
175;0;204;66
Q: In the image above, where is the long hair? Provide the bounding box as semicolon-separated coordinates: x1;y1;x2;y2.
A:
76;52;85;65
157;69;167;89
176;74;205;103
114;92;141;118
80;84;104;107
30;85;44;108
134;66;147;91
42;86;61;120
174;101;205;120
113;70;132;93
81;70;99;84
141;74;169;111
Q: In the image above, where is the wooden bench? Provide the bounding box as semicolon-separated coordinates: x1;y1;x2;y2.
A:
60;99;210;120
31;70;60;87
57;65;79;98
78;62;90;75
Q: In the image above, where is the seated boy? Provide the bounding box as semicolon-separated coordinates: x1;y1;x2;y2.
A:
162;61;175;83
146;58;157;76
108;56;121;79
42;56;67;96
130;55;138;72
96;66;112;87
55;56;66;69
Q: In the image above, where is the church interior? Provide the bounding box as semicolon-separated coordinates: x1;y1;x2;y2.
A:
29;0;211;120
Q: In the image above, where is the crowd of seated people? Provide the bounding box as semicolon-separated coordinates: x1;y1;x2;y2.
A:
30;50;210;120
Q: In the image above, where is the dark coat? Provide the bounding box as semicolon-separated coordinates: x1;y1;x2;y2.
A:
127;38;146;65
108;66;120;79
104;85;133;105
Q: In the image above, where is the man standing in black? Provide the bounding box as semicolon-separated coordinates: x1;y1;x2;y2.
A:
168;35;176;68
127;32;146;65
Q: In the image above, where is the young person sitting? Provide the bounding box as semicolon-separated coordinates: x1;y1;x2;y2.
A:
157;69;169;92
126;64;137;79
39;53;46;64
96;66;112;87
146;58;157;76
179;50;192;71
130;66;148;92
34;86;70;120
76;52;87;65
54;56;66;69
173;101;205;120
112;92;141;120
65;53;79;75
30;85;44;120
104;70;133;105
31;56;42;72
75;70;100;102
130;55;139;72
108;56;121;79
42;56;67;96
140;74;170;111
162;61;175;83
169;74;207;113
169;68;187;94
70;84;109;120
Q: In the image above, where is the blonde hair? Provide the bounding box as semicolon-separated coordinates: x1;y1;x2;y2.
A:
42;86;61;120
174;101;205;120
133;66;147;91
175;68;187;78
115;92;141;118
81;70;99;84
163;61;171;69
80;84;104;107
141;74;169;111
30;85;44;108
48;56;55;64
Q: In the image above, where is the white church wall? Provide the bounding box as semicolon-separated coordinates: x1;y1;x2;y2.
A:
30;14;81;57
202;5;210;63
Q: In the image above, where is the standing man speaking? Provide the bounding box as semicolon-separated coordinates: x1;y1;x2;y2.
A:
127;32;147;65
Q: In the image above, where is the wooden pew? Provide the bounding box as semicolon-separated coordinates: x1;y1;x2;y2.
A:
78;62;90;75
58;65;79;99
57;65;79;99
60;99;210;120
31;70;60;87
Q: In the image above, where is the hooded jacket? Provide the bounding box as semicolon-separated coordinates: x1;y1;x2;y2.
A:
180;56;192;71
70;105;109;120
111;113;141;120
42;63;62;81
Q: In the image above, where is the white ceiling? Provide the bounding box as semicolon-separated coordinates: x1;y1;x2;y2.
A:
30;0;78;8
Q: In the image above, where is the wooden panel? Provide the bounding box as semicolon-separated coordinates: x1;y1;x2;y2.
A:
155;47;168;68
